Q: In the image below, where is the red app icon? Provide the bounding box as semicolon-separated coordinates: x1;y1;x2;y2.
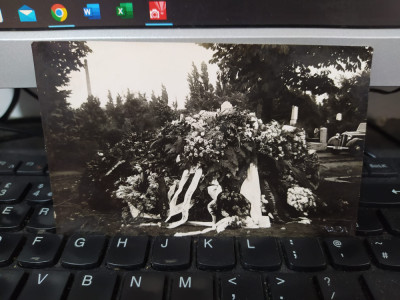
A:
149;1;167;20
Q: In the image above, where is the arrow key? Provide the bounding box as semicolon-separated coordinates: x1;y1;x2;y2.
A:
267;274;319;300
220;273;265;300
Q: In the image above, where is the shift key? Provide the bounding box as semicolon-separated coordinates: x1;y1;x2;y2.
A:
360;183;400;207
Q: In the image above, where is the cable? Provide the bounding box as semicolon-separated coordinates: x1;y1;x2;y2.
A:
23;88;39;100
0;88;20;122
369;87;400;95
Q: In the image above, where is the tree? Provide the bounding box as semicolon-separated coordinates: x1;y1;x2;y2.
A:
149;86;176;128
185;62;219;113
161;84;169;105
203;44;372;122
32;41;92;168
76;95;108;143
321;71;370;134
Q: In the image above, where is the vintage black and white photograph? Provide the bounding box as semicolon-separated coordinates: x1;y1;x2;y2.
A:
32;41;372;236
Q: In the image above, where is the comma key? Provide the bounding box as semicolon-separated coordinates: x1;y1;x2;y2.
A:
220;273;265;300
17;270;70;300
170;273;214;300
119;272;165;300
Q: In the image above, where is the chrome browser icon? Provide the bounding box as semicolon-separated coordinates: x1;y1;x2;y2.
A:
51;4;68;22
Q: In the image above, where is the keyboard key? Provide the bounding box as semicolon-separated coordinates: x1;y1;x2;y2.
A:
170;273;214;300
105;236;148;269
0;203;31;231
360;183;400;207
363;273;400;300
61;234;106;269
356;209;384;236
17;234;62;268
0;159;20;175
119;272;165;300
26;205;56;233
380;209;400;235
281;238;326;271
220;273;265;300
239;237;281;270
0;233;22;266
17;270;70;300
368;237;400;270
67;271;117;300
267;274;319;300
0;270;25;300
25;183;52;205
16;160;47;175
365;160;398;177
0;181;29;204
324;237;370;270
151;237;191;270
316;274;366;300
197;237;235;270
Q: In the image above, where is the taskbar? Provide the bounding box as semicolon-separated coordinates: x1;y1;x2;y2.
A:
1;0;400;30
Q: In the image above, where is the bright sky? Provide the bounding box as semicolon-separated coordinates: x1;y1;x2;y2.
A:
65;42;219;109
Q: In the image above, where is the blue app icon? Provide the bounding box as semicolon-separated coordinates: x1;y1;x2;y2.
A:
18;5;37;22
83;4;101;20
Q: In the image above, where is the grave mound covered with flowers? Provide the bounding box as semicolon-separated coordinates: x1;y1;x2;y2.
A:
116;105;320;233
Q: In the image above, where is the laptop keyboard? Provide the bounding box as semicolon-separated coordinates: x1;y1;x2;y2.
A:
1;155;400;300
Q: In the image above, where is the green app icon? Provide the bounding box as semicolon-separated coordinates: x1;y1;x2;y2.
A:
116;3;133;19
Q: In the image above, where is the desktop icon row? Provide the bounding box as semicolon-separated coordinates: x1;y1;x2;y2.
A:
11;2;166;23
